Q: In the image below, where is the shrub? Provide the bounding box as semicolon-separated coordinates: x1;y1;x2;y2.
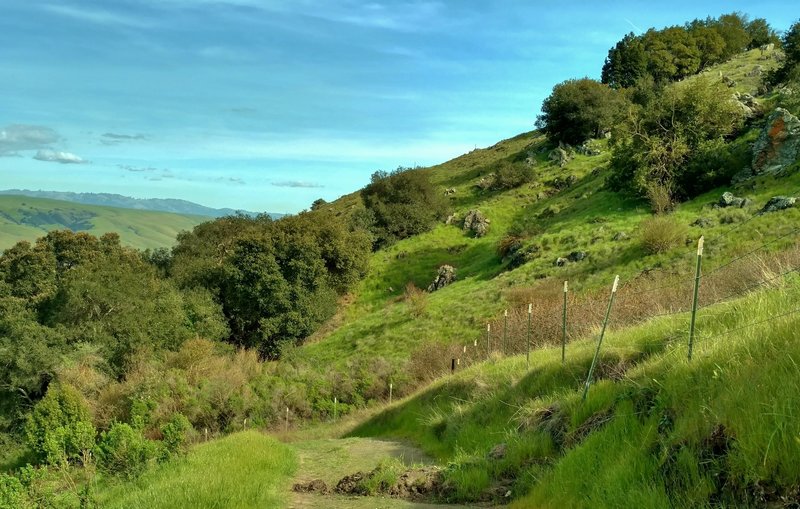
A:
646;183;674;214
639;216;688;254
491;161;535;190
719;208;749;224
95;423;162;478
24;384;96;466
0;473;32;509
160;414;194;455
403;283;428;318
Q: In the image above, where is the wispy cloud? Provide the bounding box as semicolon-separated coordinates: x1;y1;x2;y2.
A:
102;133;148;145
117;164;158;172
41;4;152;29
272;180;324;188
0;124;61;154
33;149;88;164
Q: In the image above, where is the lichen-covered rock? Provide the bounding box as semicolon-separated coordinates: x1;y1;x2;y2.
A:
549;147;571;167
554;257;568;267
427;265;456;292
488;443;507;460
719;192;752;208
751;108;800;176
463;210;490;237
612;231;629;241
761;196;797;213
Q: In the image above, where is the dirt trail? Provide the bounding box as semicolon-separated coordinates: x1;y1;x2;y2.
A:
287;437;485;509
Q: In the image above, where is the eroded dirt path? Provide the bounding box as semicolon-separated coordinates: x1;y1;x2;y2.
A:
287;437;485;509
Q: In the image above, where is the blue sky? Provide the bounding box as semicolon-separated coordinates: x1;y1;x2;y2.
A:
0;1;795;213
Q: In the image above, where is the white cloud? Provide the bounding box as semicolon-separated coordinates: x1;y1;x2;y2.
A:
0;124;61;154
271;180;323;188
41;4;152;29
33;149;88;164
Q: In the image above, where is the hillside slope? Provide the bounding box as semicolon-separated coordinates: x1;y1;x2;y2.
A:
0;195;207;251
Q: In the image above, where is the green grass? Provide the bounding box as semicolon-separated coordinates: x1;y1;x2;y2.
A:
0;195;207;251
347;278;800;506
97;431;297;509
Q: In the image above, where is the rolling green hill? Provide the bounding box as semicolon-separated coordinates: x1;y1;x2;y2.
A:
0;195;208;252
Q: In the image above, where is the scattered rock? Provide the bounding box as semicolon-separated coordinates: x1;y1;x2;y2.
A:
548;174;578;190
396;250;408;259
549;146;571;167
475;174;495;191
746;65;764;77
506;244;540;270
760;42;775;53
691;217;714;228
554;257;568;267
751;108;800;176
463;210;490;237
733;92;762;119
445;214;457;225
427;265;457;292
576;140;601;156
567;251;587;262
612;231;629;241
293;479;329;494
722;75;737;87
488;443;507;460
719;191;752;208
334;465;445;501
761;196;797;213
444;187;456;196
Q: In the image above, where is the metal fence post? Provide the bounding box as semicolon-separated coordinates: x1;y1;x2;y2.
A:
526;303;532;369
582;275;620;401
688;236;704;361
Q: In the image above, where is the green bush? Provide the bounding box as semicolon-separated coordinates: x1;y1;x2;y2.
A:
491;160;535;190
95;423;162;478
24;384;96;466
0;473;32;509
160;414;194;455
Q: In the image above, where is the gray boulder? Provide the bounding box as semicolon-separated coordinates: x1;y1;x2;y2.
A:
554;257;568;267
751;108;800;176
463;210;490;237
612;231;629;241
692;217;714;228
719;192;752;208
567;251;587;262
427;265;457;292
761;196;797;213
549;147;571;167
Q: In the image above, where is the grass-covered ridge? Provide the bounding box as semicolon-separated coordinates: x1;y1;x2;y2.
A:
0;195;207;251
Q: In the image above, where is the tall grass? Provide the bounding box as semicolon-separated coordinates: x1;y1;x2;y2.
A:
350;279;800;506
98;431;296;509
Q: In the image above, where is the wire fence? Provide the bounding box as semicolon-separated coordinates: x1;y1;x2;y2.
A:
423;222;800;394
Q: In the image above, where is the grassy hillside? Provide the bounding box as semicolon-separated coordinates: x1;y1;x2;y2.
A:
0;195;208;251
97;432;296;509
351;279;800;507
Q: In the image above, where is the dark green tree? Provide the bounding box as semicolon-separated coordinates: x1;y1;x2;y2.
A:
360;168;449;248
601;33;648;89
536;78;628;145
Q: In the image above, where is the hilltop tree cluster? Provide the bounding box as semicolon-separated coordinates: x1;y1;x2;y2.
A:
602;13;779;87
537;12;791;205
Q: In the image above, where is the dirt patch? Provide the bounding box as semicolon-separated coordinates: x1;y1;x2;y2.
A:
334;465;446;501
293;479;330;494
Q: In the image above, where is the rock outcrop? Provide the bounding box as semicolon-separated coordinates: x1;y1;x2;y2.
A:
761;196;797;213
751;108;800;176
427;265;456;292
549;146;571;167
463;210;490;237
718;192;752;208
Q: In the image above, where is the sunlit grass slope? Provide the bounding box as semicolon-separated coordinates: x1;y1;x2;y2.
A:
98;431;297;509
0;195;206;251
350;278;800;507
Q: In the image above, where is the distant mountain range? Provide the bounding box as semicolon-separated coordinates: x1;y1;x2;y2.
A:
0;189;283;219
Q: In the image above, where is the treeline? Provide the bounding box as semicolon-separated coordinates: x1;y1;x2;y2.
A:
602;13;779;88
